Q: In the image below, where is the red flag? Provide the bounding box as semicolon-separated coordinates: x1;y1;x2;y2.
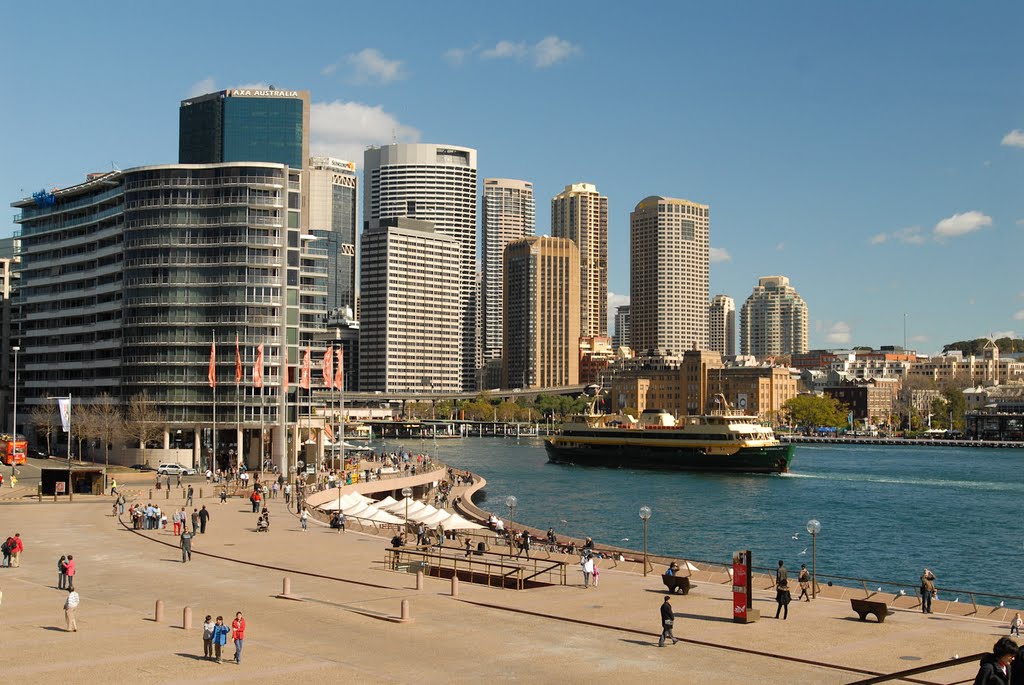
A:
208;340;217;388
234;335;242;384
322;346;334;389
253;343;264;389
283;355;289;392
323;423;335;442
334;347;344;391
300;346;311;390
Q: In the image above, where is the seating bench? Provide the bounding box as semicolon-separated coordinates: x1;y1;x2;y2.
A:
850;597;889;623
662;574;691;595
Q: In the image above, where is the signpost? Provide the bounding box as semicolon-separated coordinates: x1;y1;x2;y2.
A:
732;550;759;623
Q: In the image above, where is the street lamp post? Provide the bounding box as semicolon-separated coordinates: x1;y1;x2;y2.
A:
806;519;821;599
504;495;517;552
402;486;413;539
11;346;19;441
639;506;652;576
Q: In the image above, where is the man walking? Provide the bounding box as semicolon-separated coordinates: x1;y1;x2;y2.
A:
180;528;193;563
231;611;246;664
64;587;80;632
10;533;23;567
198;505;210;534
920;568;936;614
659;596;677;646
191;508;199;533
186;484;194;507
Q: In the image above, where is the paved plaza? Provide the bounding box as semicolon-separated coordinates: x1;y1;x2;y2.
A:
0;485;1006;684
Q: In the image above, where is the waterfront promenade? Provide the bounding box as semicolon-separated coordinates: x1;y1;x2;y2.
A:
0;486;1008;684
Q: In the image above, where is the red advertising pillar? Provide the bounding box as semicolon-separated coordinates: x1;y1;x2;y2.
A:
732;550;760;623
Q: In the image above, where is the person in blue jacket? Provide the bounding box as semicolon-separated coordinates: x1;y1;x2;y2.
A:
210;615;230;663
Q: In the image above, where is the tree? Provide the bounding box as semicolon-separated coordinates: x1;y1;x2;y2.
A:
30;403;58;455
92;393;125;476
124;392;166;467
783;395;849;430
72;404;98;463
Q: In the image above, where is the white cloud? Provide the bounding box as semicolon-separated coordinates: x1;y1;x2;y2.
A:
1016;219;1024;226
187;77;217;98
1013;310;1024;321
825;321;852;344
933;210;993;238
869;233;888;245
993;330;1018;339
1001;129;1024;148
774;242;785;252
871;226;926;245
908;334;929;344
443;47;468;65
608;292;630;311
346;48;405;84
310;100;421;163
709;247;732;263
473;35;581;68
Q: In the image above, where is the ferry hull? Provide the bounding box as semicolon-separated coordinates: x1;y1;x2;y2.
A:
544;440;794;474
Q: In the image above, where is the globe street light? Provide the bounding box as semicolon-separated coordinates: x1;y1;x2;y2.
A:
806;519;821;599
505;495;518;552
402;486;413;539
639;506;652;576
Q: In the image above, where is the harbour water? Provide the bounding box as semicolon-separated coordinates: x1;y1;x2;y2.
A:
377;436;1024;599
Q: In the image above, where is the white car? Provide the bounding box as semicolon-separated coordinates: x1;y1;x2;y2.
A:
157;463;196;476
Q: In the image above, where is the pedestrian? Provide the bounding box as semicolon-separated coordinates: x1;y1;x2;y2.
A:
172;509;182;536
592;557;600;587
972;636;1016;684
231;611;246;664
198;505;210;534
118;494;126;515
920;568;937;614
186;484;194;506
180;528;193;563
191;508;199;533
0;536;10;567
176;473;182;488
464;538;472;557
10;533;23;567
57;555;67;589
202;614;215;659
581;555;594;588
211;616;229;663
775;577;791;619
1012;613;1023;637
658;596;678;647
65;555;76;587
219;488;227;504
798;564;811;601
300;508;309;532
776;559;788;587
110;478;118;496
284;483;291;505
64;586;79;632
250;490;260;514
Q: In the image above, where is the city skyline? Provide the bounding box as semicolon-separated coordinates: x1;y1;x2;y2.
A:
4;2;1022;352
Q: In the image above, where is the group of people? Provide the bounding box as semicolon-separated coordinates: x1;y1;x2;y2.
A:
1;533;23;567
773;561;813;620
201;612;247;664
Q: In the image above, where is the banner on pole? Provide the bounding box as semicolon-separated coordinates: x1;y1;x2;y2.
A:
253;344;264;389
58;397;71;433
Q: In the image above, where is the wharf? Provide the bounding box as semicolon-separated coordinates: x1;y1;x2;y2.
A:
781;435;1024;448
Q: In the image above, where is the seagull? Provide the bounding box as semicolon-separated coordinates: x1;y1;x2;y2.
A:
559;519;568;524
792;532;800;540
877;587;882;592
953;654;959;660
1001;601;1006;607
954;598;959;603
798;548;808;556
621;538;629;542
899;590;907;596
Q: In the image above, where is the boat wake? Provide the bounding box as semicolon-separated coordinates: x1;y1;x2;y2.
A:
780;471;1024;492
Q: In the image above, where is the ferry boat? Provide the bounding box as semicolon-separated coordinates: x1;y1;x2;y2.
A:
544;403;794;474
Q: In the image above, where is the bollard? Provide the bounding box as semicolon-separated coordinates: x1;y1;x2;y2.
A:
165;488;170;500
199;488;203;499
182;606;192;630
416;570;424;590
400;599;411;622
154;599;164;623
283;577;292;596
149;489;153;500
451;575;459;597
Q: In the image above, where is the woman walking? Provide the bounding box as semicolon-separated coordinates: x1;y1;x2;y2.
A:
798;564;811;601
775;578;791;619
202;615;215;660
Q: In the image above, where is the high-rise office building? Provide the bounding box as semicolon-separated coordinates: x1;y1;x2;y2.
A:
708;295;736;357
358;218;461;393
363;144;478;390
551;183;607;338
629;196;710;356
502;237;580;389
12;162;324;472
307;156;358;314
612;304;631;350
482;178;535;367
179;88;310;170
740;276;809;358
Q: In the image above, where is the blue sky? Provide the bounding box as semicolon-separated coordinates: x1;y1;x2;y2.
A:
3;1;1022;353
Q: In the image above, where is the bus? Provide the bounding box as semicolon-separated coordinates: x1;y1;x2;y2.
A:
0;435;27;466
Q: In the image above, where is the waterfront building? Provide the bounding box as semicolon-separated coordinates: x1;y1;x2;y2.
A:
179;88;310;171
612;304;630;351
358;218;461;393
502;237;580;389
0;258;18;435
482;178;535;369
552;183;607;338
824;380;897;426
307;156;358;315
630;196;710;356
739;276;809;358
12;163;324;471
708;294;736;357
363;144;478;390
907;342;1023;386
579;335;615;386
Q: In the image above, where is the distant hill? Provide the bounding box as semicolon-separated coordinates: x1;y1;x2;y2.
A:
942;337;1024;355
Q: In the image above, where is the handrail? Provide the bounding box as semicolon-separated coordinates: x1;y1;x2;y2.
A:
847;652;985;684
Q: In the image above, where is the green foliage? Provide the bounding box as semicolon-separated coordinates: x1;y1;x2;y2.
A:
943;337;1024;355
783;394;850;429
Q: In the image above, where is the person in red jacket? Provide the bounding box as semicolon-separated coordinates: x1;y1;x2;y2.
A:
11;533;24;567
231;611;246;664
65;554;76;588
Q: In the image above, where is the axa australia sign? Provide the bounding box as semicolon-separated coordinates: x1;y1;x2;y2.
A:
226;89;301;98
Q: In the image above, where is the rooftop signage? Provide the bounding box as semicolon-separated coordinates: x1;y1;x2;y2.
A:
226;89;301;98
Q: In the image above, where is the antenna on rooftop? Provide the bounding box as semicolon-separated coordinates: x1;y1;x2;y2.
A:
111;161;121;171
392;127;396;144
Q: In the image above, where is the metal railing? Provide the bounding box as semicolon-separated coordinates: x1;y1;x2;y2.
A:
384;546;568;590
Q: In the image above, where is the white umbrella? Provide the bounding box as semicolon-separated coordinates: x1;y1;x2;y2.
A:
357;508;404;524
374;495;399;508
440;512;486;530
417;510;453;526
342;501;373;517
406;504;440;522
382;498;426;516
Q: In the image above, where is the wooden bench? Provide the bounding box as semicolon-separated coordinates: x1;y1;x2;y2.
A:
850;598;889;623
662;574;691;595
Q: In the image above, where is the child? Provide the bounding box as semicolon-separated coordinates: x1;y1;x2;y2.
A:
592;558;600;587
1012;612;1022;637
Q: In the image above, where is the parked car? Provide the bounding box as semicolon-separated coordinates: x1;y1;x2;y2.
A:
130;463;155;471
156;463;196;476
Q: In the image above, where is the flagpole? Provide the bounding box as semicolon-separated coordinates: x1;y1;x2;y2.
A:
211;329;217;474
